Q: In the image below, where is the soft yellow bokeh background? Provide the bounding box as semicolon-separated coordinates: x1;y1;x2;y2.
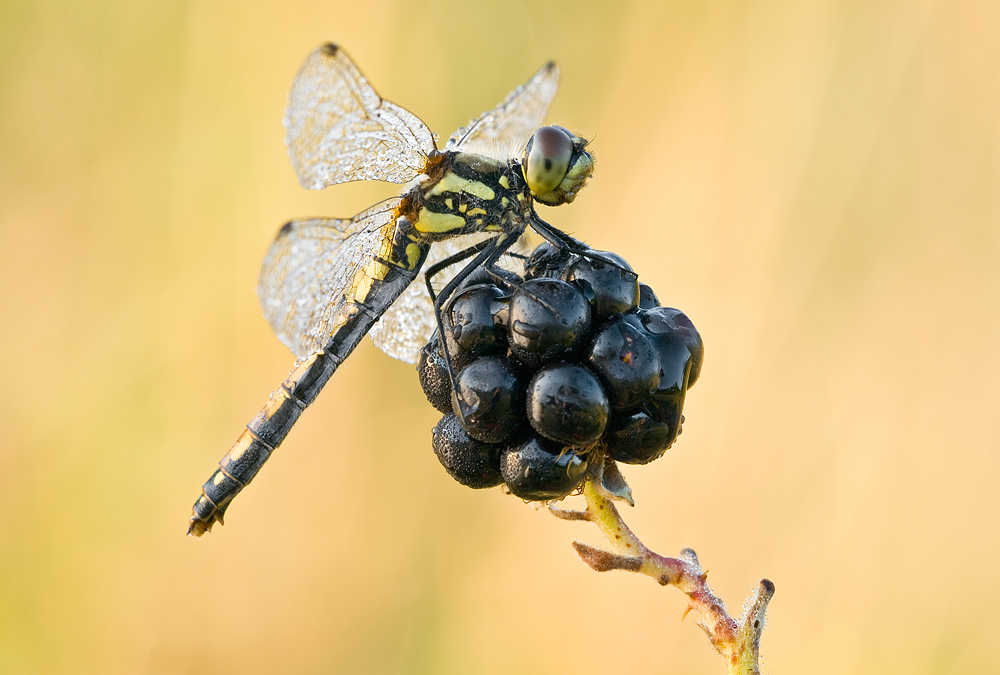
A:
2;1;998;673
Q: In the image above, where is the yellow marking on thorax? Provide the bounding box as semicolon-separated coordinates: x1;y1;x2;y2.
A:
416;207;466;233
427;172;496;201
498;174;510;189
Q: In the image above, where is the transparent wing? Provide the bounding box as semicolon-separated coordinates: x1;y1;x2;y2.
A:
258;199;403;360
285;44;438;190
369;232;531;364
445;61;560;159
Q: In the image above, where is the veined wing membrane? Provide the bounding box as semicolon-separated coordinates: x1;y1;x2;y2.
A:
258;198;403;361
285;44;438;190
445;61;560;159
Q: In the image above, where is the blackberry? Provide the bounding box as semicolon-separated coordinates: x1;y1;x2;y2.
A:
638;283;659;309
604;410;676;465
640;306;704;389
507;278;591;368
523;244;639;323
417;337;452;414
419;242;703;501
523;241;576;280
500;434;589;500
452;356;523;443
565;251;639;321
586;318;661;411
527;362;609;445
443;284;508;366
432;415;504;488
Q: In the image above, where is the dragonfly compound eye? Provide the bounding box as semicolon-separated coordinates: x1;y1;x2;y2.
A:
524;126;574;198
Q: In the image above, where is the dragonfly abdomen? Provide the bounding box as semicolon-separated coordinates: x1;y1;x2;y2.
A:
189;236;431;536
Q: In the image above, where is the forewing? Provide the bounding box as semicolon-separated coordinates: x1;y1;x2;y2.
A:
285;44;438;190
445;61;560;159
258;199;403;360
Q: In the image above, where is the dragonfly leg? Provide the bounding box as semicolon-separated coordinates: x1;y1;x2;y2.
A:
423;229;526;419
423;237;497;305
528;213;637;280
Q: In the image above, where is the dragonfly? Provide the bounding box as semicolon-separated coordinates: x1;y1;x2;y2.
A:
188;43;595;536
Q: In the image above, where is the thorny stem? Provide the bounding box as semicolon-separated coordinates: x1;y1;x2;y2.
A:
551;480;774;675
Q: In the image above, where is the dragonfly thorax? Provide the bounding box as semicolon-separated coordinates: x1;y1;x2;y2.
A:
405;151;531;242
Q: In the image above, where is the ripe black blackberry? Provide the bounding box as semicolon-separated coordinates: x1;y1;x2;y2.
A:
419;242;703;499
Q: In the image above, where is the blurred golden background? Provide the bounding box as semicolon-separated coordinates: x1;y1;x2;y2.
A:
1;0;998;673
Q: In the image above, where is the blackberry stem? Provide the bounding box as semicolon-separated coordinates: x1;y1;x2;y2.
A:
553;479;774;675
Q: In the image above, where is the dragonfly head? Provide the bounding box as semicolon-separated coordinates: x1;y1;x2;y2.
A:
522;126;594;207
